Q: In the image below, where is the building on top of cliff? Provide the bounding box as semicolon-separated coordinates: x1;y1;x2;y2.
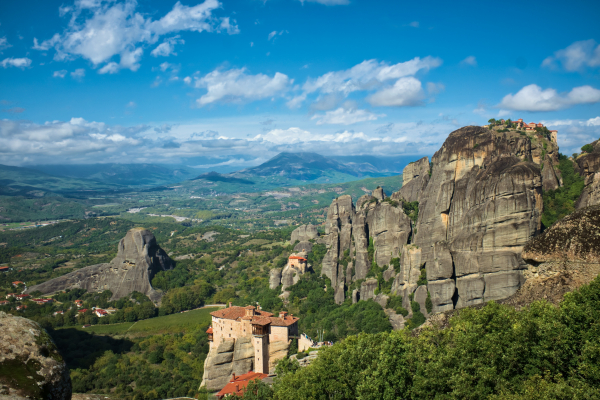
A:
215;371;270;399
288;253;308;272
208;304;299;373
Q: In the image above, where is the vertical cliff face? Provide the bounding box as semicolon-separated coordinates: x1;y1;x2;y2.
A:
576;140;600;209
322;126;552;312
26;228;174;302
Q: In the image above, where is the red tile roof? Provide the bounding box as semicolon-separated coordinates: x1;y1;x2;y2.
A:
206;327;213;334
269;315;299;327
211;306;273;320
216;371;269;399
289;256;307;261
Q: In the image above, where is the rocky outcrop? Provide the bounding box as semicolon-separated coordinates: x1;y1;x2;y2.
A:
269;268;282;290
268;340;290;372
359;278;378;301
395;157;430;203
0;312;71;400
575;140;600;209
291;224;319;253
27;228;173;302
322;126;557;313
502;205;600;307
200;338;255;393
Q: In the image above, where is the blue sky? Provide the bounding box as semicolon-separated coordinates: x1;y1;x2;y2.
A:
1;0;599;168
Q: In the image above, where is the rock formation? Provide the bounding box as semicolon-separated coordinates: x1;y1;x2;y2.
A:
27;228;173;302
0;312;71;400
321;126;561;313
575;140;600;209
200;337;255;393
290;224;319;253
504;204;600;307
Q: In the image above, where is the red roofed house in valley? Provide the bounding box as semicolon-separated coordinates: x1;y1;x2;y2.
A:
12;281;25;287
208;304;299;374
215;371;269;399
95;309;108;317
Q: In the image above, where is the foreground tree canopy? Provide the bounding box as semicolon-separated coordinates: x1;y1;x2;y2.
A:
243;275;600;400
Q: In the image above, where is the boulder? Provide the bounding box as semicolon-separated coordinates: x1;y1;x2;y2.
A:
290;224;319;243
200;338;255;394
27;228;173;302
0;312;71;400
269;268;282;290
360;278;378;301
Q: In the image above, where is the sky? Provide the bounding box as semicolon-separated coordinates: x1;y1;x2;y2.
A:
1;0;600;169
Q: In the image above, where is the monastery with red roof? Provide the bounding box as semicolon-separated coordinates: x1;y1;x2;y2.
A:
208;304;299;374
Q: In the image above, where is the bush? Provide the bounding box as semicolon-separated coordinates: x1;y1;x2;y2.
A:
416;267;427;286
541;154;585;229
425;291;432;313
581;144;594;153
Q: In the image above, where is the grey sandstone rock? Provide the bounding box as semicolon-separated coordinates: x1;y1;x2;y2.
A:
269;268;282;290
360;278;378;301
334;280;345;305
413;285;429;318
0;312;71;400
27;228;173;302
352;289;359;304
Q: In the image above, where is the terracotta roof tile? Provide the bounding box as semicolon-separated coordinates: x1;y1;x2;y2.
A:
210;306;274;321
216;371;269;398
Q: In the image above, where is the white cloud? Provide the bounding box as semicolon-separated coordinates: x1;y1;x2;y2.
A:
1;57;32;69
311;107;384;125
126;101;137;108
542;39;600;72
460;56;477;67
53;69;68;78
151;36;184;57
587;116;600;126
267;30;287;41
0;37;12;52
498;84;600;112
408;21;419;28
71;68;85;79
426;82;445;95
193;68;291;106
303;57;441;95
289;57;441;109
368;77;425;107
33;0;237;73
98;62;119;74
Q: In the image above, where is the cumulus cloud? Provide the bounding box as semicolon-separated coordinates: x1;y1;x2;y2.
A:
53;70;68;78
538;117;600;156
71;68;85;79
542;39;600;72
498;84;600;112
193;67;291;106
311;107;384;125
151;36;184;57
33;0;237;73
292;56;442;109
0;37;12;53
1;57;32;69
368;77;425;107
460;56;477;67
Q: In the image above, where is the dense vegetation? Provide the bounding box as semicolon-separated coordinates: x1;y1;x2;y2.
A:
245;275;600;399
541;154;585;229
51;324;210;400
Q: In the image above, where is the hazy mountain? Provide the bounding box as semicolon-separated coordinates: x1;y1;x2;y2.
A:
236;152;378;181
0;164;122;197
27;163;196;186
330;155;426;174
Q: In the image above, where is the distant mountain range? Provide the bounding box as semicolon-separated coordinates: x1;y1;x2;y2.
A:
27;163;196;186
1;152;424;198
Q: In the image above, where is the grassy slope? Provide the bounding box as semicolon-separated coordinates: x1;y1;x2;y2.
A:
59;306;222;336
